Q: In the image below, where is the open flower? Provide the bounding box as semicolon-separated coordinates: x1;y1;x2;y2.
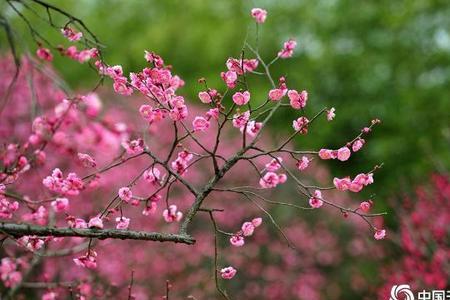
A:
374;229;386;240
192;116;210;132
115;216;130;230
163;205;183;222
229;234;245;247
251;8;267;23
118;187;133;203
88;216;103;229
309;190;324;208
232;91;251;106
220;266;237;279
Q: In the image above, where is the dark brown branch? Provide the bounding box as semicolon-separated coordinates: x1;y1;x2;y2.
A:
0;222;195;244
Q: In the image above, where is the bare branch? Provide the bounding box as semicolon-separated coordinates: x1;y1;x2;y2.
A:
0;222;195;244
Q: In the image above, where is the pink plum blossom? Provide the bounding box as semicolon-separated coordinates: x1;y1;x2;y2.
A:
259;172;280;189
296;156;310;171
333;177;352;191
241;222;255;236
327;107;336;121
17;236;45;252
360;201;372;213
143;168;161;184
61;26;83;41
198;91;212;103
252;217;262;227
206;108;219;120
115;217;130;230
337;147;351;161
232;91;251;106
142;202;157;216
118;187;133;203
251;8;267;23
278;39;297;58
73;251;97;269
309;190;324;208
121;139;144;155
226;58;259;74
268;89;285;101
352;138;365;152
243;120;262;137
374;229;386;240
230;235;245;247
88;216;103;229
36;47;53;61
77;153;96;168
232;111;250;128
50;197;69;212
318;149;337;160
288;90;308;109
42;291;58;300
265;157;282;172
220;266;237;279
163;205;183;222
221;70;238;88
192;116;210;132
292;116;309;134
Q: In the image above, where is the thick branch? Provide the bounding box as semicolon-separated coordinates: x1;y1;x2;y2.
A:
0;223;195;244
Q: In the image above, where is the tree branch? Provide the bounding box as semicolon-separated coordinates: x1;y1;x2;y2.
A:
0;222;195;244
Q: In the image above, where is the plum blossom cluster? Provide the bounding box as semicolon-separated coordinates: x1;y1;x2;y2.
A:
229;218;262;247
333;172;374;193
278;39;298;58
61;26;83;42
0;185;19;219
17;235;46;252
377;174;449;298
220;58;259;89
0;258;24;288
260;157;287;189
171;150;193;175
73;250;98;269
35;23;96;64
42;168;84;196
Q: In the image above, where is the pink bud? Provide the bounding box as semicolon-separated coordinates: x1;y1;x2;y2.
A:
359;201;371;213
252;218;262;227
36;48;53;61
